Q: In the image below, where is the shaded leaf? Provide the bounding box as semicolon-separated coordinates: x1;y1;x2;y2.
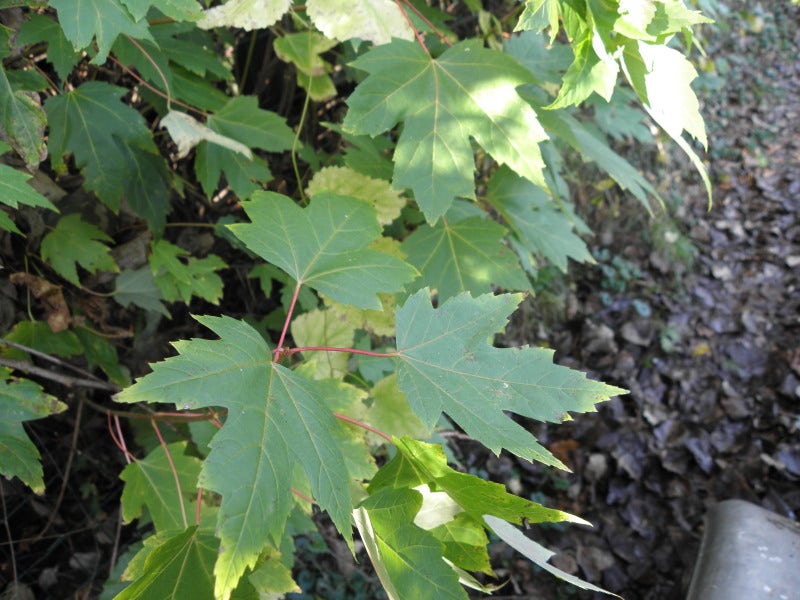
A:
0;67;47;169
121;0;203;21
41;214;118;286
486;166;592;271
149;240;225;305
0;369;67;493
50;0;151;64
402;213;530;299
114;266;170;316
0;164;57;235
17;14;80;81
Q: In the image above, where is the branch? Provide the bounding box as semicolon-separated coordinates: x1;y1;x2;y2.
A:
0;357;120;392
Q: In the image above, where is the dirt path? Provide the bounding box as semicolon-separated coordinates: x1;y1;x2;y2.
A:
486;5;800;599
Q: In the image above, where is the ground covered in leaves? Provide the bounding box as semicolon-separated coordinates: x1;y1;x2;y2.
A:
480;5;800;598
1;3;798;600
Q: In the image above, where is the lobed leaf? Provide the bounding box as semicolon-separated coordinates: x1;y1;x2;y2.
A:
41;214;118;286
344;39;548;223
395;290;625;466
229;191;417;309
116;316;355;600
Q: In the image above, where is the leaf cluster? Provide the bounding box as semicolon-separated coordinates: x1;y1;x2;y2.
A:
0;1;712;598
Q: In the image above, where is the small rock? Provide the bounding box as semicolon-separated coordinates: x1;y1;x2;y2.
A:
711;264;734;280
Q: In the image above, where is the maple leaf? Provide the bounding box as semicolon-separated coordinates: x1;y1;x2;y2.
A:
228;191;417;310
120;442;206;532
49;0;151;64
149;240;225;305
198;0;290;30
0;164;57;235
17;14;80;81
395;290;625;466
114;267;170;316
486;166;592;271
120;0;203;22
306;166;405;226
343;39;548;223
354;488;467;600
44;81;172;231
41;214;118;286
402;212;529;299
274;32;338;101
115;315;356;600
0;68;47;170
307;0;414;45
117;527;219;600
0;369;67;493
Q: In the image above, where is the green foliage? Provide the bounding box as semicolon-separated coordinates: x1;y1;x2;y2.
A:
0;1;713;598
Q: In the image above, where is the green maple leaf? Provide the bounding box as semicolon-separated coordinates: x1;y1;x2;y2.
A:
343;38;548;223
515;0;562;42
49;0;151;64
0;67;47;170
117;527;218;600
149;240;225;305
395;290;625;466
228;191;417;310
115;315;355;600
354;488;467;600
120;442;206;532
274;32;338;101
486;166;592;271
402;212;529;300
0;164;57;235
120;0;203;21
306;166;405;226
17;14;80;81
44;81;171;230
114;266;170;316
194;96;293;197
41;214;118;286
0;369;67;493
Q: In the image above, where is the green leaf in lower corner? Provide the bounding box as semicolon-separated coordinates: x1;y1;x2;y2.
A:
343;39;548;223
395;291;625;466
486;166;592;271
116;527;218;600
229;191;417;309
0;369;67;493
120;441;206;532
149;240;225;305
115;316;354;600
402;212;530;300
354;488;467;600
41;214;118;286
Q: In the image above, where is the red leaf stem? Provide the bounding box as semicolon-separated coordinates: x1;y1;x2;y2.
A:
275;281;302;360
333;412;393;443
288;346;397;358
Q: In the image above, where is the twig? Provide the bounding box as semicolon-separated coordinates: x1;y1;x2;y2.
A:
333;412;393;443
0;479;17;584
400;0;452;45
394;0;430;55
0;357;120;392
34;397;84;541
0;338;106;383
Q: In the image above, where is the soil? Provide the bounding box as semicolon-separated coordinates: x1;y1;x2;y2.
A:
1;3;798;600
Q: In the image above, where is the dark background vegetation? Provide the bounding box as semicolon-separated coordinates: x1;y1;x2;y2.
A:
1;2;798;599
